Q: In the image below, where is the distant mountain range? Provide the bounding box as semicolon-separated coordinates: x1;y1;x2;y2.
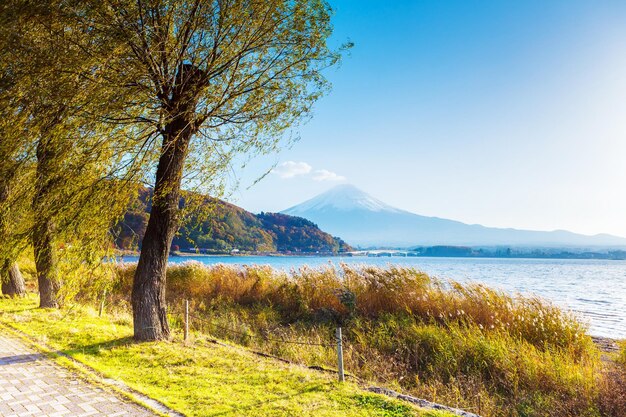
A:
282;184;626;248
115;188;352;254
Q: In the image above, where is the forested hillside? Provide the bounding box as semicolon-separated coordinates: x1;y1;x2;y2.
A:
114;188;351;254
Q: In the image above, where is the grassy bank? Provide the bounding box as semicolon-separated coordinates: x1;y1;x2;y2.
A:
0;296;451;417
4;261;625;416
108;262;621;417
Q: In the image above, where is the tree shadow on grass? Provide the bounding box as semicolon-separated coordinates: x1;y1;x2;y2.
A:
206;382;334;416
57;336;136;356
0;306;38;314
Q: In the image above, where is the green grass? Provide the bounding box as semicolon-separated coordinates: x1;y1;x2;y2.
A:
0;295;452;417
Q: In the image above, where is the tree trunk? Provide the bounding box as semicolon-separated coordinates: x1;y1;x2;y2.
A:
0;168;26;298
33;217;60;307
132;64;203;341
1;261;26;297
33;138;61;308
132;63;202;341
131;128;193;340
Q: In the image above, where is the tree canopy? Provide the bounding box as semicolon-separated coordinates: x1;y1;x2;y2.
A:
0;0;344;340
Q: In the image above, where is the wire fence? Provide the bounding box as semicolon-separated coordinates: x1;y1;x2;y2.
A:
187;312;335;348
94;292;483;415
99;294;348;382
91;291;488;417
95;290;348;381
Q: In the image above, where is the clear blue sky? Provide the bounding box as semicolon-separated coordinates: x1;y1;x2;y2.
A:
226;0;626;237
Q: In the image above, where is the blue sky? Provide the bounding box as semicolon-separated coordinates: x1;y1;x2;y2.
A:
226;0;626;237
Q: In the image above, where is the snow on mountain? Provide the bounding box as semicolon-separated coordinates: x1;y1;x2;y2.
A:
283;184;404;213
281;184;626;248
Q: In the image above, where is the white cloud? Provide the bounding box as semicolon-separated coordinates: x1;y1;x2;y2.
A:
272;161;346;182
312;169;347;182
272;161;312;178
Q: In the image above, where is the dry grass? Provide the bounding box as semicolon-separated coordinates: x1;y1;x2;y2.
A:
597;366;626;417
115;262;589;350
109;261;617;417
618;341;626;366
597;342;626;416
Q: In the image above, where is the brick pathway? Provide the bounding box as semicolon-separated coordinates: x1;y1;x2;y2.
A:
0;333;155;417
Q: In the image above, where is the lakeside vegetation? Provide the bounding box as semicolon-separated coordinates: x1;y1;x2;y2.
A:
58;262;625;416
6;258;626;415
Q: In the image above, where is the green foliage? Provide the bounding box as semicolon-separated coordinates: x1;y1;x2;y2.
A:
1;0;347;314
352;394;420;417
0;1;148;304
67;0;350;201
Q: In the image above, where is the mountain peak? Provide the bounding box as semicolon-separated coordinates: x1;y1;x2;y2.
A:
280;185;626;248
283;184;404;214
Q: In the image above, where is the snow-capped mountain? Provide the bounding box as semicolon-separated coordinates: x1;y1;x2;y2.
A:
286;184;403;213
282;184;626;248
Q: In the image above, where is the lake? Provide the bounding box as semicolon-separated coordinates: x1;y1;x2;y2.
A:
119;255;626;339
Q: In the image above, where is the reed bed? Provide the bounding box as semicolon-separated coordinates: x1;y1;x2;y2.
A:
111;261;620;417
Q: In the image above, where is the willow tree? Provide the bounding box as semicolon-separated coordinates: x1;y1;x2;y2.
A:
0;141;29;297
84;0;344;340
0;1;144;306
0;121;31;297
0;7;35;298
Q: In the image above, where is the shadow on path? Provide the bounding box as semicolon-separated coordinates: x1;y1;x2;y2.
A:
0;352;46;365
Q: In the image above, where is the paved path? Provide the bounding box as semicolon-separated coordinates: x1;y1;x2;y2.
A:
0;332;155;417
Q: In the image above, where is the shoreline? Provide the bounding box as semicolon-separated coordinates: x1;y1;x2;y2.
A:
592;336;622;353
116;251;626;261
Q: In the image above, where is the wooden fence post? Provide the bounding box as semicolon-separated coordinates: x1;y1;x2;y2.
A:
336;327;345;382
184;299;189;341
98;290;106;317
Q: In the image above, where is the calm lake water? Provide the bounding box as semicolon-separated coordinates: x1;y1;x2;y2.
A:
120;255;626;339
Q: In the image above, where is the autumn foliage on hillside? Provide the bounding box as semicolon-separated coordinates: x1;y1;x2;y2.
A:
114;188;351;254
